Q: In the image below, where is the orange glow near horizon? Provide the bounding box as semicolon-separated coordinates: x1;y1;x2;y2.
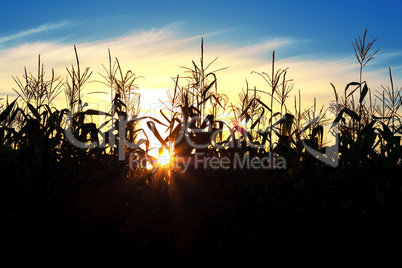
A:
157;148;173;168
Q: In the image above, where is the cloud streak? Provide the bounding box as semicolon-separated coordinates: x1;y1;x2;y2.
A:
0;23;397;112
0;21;70;44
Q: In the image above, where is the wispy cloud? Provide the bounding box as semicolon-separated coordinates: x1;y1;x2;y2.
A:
0;21;70;44
0;23;397;111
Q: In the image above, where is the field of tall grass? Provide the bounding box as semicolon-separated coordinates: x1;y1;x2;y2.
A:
1;30;402;267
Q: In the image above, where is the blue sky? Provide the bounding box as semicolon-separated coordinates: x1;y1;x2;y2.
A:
2;0;401;52
1;0;402;109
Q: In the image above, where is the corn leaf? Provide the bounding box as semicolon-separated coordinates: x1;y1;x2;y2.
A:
378;121;393;143
345;81;360;97
27;103;40;121
311;125;323;144
0;99;17;124
359;82;369;103
201;114;214;129
201;76;216;100
146;121;168;149
343;108;360;121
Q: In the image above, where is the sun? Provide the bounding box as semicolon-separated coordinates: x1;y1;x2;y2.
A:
158;148;172;168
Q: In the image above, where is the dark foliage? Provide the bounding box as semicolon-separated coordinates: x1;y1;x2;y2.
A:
1;32;402;267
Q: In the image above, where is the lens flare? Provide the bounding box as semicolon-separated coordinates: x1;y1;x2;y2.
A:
158;149;172;168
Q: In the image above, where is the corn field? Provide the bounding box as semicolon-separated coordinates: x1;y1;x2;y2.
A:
1;31;401;267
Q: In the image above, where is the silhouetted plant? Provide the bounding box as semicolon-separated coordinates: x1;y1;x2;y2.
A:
1;32;402;268
64;45;92;112
251;51;291;151
352;29;379;134
13;55;63;108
